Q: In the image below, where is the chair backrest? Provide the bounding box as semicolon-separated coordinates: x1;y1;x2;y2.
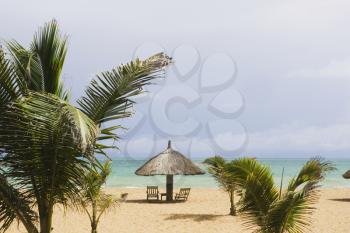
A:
120;193;128;202
147;186;158;194
179;188;190;196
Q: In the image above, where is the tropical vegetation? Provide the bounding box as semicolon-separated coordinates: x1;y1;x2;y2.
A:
80;161;120;233
205;157;335;233
0;19;171;233
203;156;239;216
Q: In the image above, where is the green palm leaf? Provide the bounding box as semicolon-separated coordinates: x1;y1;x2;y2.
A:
77;52;172;125
288;158;335;191
6;40;43;92
79;161;119;233
0;172;38;233
30;19;67;96
203;156;226;170
0;92;98;215
77;53;171;155
204;156;239;215
226;158;278;230
224;158;334;233
0;47;27;107
267;183;319;233
204;156;234;190
6;20;68;100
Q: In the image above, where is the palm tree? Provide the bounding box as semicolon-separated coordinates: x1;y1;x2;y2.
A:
203;156;238;216
226;157;335;233
80;161;119;233
0;20;171;233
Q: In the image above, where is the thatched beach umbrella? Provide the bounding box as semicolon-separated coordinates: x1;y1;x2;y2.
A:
343;170;350;179
135;140;205;201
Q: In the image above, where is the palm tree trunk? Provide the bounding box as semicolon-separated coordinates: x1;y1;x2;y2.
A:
91;223;97;233
38;201;54;233
229;190;236;216
91;201;98;233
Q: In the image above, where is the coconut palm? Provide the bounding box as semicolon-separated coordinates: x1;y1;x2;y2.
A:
0;20;171;233
226;157;335;233
203;156;238;216
80;161;119;233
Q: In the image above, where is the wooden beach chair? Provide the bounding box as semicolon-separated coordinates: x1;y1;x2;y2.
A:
146;186;159;200
175;188;191;201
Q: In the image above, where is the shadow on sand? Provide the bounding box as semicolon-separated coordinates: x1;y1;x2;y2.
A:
164;213;225;222
125;199;185;204
329;198;350;203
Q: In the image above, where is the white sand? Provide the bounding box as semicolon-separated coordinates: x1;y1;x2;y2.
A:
7;188;350;233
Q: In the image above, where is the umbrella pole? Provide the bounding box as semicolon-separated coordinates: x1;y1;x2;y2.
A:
166;175;173;201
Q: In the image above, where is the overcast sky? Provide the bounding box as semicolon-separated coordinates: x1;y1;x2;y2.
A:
2;0;350;159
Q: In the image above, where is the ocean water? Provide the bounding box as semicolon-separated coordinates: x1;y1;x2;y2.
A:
106;159;350;189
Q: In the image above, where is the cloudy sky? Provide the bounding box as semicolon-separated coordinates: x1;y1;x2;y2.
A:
1;0;350;159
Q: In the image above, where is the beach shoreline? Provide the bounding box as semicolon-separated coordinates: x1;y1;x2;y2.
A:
106;159;350;189
7;188;350;233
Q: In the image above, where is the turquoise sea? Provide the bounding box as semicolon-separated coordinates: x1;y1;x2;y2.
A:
106;159;350;189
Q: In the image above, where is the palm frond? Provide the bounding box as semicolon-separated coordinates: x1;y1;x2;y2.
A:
6;20;68;99
203;156;235;191
77;52;172;125
203;156;226;170
0;48;27;107
0;171;38;233
79;161;118;231
0;92;98;209
267;182;320;233
6;40;44;91
227;158;279;230
57;81;71;101
94;125;123;153
288;157;335;191
203;156;226;178
30;19;68;96
204;156;240;215
229;158;333;233
96;193;119;222
98;126;123;142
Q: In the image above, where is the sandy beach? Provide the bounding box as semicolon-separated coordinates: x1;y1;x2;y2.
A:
6;188;350;233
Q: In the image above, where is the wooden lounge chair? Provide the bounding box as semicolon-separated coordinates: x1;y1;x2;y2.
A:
146;186;159;200
175;188;191;201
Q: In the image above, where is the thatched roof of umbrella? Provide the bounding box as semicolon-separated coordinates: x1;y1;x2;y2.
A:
135;140;205;176
343;170;350;179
